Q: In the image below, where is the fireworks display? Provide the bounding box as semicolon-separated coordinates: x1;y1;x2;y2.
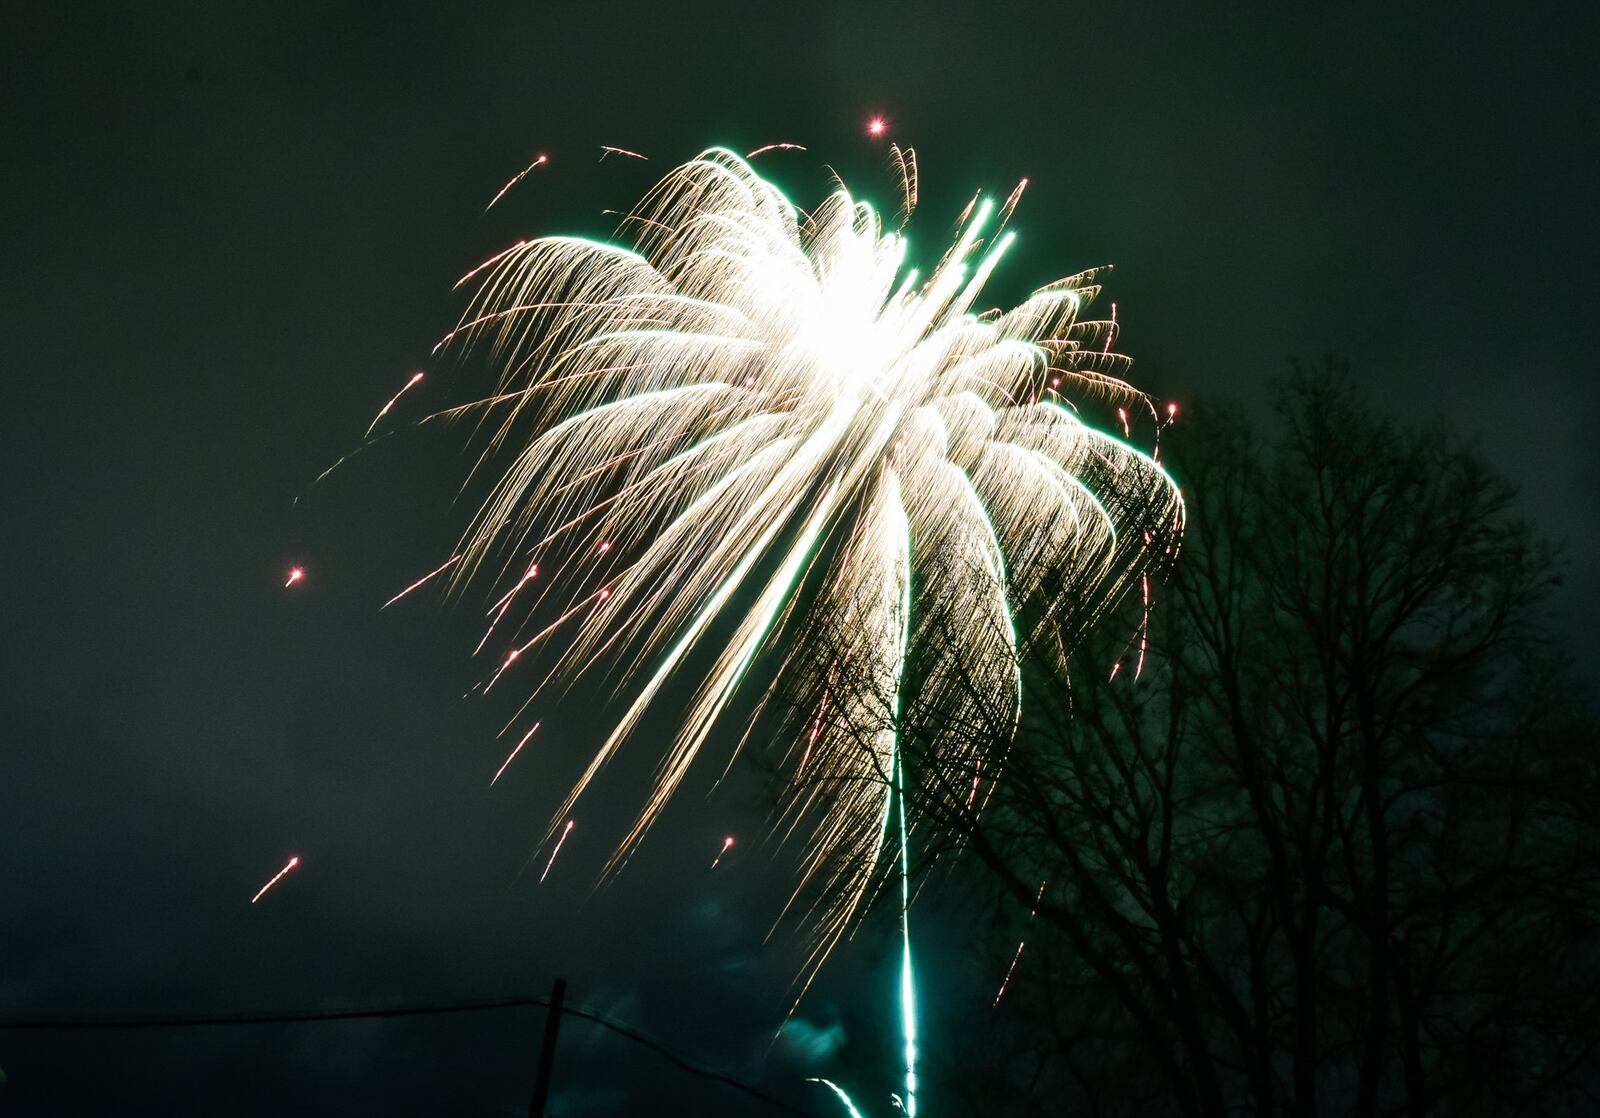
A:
430;146;1181;1112
14;5;1578;1114
441;144;1179;938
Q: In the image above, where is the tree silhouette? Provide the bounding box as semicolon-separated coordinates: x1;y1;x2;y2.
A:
796;364;1600;1117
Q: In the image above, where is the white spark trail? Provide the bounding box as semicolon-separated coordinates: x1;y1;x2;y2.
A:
491;722;541;786
382;555;461;609
251;856;299;904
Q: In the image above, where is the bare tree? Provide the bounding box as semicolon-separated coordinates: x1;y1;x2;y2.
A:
789;365;1600;1117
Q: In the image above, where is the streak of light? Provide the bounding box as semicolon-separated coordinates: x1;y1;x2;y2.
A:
1135;572;1150;679
540;820;574;883
795;666;836;776
483;647;522;694
251;856;300;904
489;562;540;614
807;1079;867;1118
993;881;1047;1005
995;177;1028;235
473;564;536;656
890;144;918;219
485;153;548;212
746;142;807;157
491;722;541;786
364;371;425;437
455;241;527;289
895;756;919;1117
294;430;400;506
381;555;461;609
602;210;676;236
481;585;608;691
711;835;735;869
284;567;305;588
599;145;648;161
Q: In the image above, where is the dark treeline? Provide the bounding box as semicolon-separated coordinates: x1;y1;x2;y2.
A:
824;365;1599;1117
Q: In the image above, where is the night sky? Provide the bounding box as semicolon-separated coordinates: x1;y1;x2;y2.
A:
3;2;1596;1115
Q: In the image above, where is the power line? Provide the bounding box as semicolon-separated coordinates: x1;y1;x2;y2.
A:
0;995;820;1118
558;1002;817;1117
0;995;549;1030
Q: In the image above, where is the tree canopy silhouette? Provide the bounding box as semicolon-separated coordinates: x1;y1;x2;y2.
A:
803;364;1599;1117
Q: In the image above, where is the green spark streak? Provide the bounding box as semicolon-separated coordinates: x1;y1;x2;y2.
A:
809;1079;868;1118
820;476;917;1118
895;756;918;1118
890;496;918;1118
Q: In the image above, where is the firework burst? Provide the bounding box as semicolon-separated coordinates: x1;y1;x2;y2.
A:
436;146;1182;1028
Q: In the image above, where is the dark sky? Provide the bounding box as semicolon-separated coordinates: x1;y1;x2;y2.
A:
2;2;1596;1115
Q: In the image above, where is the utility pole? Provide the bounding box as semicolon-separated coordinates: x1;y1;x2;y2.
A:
529;977;566;1118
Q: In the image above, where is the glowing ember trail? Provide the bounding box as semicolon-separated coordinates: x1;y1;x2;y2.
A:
540;820;574;883
251;856;299;904
456;241;528;290
485;152;548;212
283;567;304;588
711;835;735;868
747;142;807;157
997;178;1029;231
1135;571;1151;678
364;371;425;437
475;561;538;655
490;562;539;614
993;881;1047;1005
599;145;648;161
382;554;461;609
491;722;540;786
